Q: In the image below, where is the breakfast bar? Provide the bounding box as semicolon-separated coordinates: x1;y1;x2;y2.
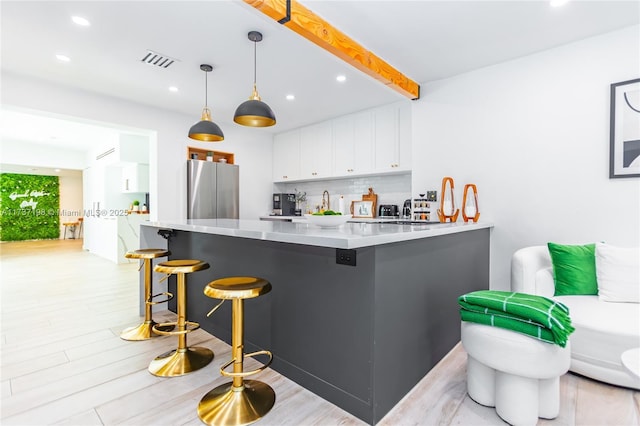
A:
140;219;492;424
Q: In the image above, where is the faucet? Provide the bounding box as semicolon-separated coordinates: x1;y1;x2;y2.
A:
322;190;330;211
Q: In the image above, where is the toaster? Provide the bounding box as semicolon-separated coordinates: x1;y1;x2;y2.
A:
378;204;399;217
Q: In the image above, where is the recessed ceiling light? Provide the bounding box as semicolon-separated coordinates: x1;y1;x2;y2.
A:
336;75;347;83
169;86;179;92
550;0;569;7
56;54;71;62
286;94;295;101
54;169;61;172
71;16;91;26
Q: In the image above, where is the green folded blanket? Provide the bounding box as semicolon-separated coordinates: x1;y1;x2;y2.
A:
458;290;574;347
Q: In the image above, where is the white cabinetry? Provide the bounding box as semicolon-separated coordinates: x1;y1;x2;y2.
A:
333;111;374;177
83;165;104;213
91;217;118;262
82;166;101;253
122;164;149;193
300;122;332;179
273;130;301;182
272;101;411;183
373;104;398;171
373;103;411;172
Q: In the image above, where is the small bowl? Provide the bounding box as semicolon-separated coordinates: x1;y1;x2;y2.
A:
304;214;352;228
218;158;227;163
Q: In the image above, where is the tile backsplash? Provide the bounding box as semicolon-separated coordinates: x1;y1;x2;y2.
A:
274;173;411;214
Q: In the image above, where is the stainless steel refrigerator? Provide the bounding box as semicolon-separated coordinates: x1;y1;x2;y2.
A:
187;160;239;219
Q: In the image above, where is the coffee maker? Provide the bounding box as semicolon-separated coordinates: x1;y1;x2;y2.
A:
402;199;412;219
272;193;296;216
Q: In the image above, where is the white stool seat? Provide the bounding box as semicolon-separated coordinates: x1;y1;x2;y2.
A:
461;322;571;426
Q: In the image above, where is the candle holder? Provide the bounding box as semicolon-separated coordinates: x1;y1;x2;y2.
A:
462;184;480;223
437;177;459;223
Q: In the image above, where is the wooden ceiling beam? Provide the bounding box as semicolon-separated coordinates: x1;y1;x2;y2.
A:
243;0;420;100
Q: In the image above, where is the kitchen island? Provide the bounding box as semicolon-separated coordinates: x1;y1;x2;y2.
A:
140;219;492;424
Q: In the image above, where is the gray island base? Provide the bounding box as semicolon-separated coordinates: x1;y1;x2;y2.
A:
141;220;491;424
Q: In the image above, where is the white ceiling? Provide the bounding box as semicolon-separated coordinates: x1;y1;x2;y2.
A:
1;0;638;156
0;163;82;178
0;108;121;151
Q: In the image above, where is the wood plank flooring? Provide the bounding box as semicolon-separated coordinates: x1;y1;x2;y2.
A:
1;239;639;425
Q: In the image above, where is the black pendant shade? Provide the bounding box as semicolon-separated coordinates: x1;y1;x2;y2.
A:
189;108;224;142
234;87;276;127
189;64;224;142
234;31;276;128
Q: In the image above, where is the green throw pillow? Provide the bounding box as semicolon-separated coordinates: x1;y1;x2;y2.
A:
547;242;598;296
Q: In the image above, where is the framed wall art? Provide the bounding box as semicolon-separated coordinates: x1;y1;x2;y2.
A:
610;78;640;178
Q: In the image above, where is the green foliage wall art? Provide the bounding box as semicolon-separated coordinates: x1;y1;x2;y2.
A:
0;173;60;241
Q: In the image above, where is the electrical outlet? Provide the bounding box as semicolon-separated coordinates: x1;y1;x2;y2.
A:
336;249;356;266
426;191;437;202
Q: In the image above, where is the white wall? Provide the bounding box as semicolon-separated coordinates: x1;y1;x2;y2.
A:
412;25;640;290
1;73;274;221
58;172;83;238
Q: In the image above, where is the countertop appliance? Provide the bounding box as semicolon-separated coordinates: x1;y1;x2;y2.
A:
187;159;239;219
272;193;296;216
402;199;411;219
378;204;399;217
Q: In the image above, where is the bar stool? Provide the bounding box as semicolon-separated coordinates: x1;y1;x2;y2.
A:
198;276;275;426
120;249;173;341
149;259;214;377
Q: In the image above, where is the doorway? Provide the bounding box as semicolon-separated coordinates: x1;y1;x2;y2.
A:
0;107;153;253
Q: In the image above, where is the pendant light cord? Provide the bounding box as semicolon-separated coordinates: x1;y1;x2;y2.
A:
253;39;257;87
204;70;208;108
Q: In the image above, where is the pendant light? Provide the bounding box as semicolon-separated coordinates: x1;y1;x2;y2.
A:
233;31;276;127
189;64;224;141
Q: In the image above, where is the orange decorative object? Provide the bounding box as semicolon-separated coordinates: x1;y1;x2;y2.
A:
437;177;459;223
462;184;480;223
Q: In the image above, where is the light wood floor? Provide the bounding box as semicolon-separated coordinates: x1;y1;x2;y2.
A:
1;239;639;425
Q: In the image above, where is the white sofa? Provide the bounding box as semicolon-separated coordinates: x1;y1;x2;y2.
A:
511;246;640;390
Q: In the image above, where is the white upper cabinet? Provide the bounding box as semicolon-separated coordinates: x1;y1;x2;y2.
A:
300;122;333;179
272;101;411;183
374;102;412;172
273;129;301;182
122;163;149;193
333;111;374;177
373;104;398;171
332;116;355;176
373;103;412;172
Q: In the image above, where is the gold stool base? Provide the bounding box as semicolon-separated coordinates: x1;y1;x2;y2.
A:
198;380;276;426
120;321;175;341
148;347;214;377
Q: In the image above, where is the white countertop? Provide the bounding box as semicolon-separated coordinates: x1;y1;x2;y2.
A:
144;219;492;249
259;215;408;223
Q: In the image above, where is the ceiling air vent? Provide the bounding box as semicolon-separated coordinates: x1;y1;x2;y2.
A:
96;147;115;160
141;50;178;68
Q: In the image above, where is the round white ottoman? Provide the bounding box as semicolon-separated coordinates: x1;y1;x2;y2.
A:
461;322;571;426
